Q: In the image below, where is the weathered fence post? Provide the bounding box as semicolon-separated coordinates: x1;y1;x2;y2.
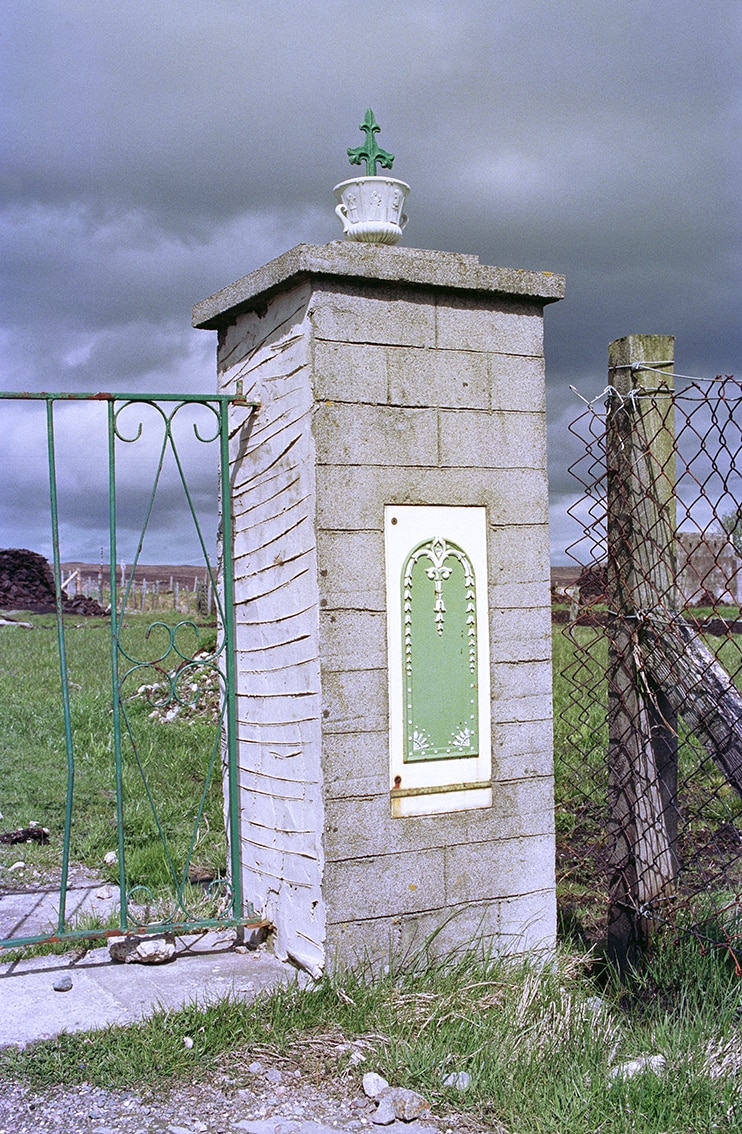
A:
606;333;678;968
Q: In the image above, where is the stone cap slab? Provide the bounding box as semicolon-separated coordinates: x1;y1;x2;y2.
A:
192;242;565;329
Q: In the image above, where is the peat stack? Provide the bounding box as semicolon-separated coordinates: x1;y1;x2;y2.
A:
0;548;108;616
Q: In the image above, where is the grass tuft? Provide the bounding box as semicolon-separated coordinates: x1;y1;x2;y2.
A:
1;937;740;1132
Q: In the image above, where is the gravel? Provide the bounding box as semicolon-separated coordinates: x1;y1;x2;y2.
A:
0;1062;485;1134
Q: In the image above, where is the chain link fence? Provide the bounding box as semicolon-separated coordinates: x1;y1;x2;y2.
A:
557;351;742;968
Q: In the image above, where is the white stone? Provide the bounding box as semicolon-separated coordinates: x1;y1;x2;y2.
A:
371;1095;396;1125
108;933;176;965
441;1070;471;1090
609;1054;667;1081
363;1072;390;1099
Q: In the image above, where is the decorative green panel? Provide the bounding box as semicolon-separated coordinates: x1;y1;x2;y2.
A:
402;537;478;762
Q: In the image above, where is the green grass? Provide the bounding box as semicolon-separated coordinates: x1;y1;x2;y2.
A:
0;611;227;913
552;618;742;946
1;936;740;1132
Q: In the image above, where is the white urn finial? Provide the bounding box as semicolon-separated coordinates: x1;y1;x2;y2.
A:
333;110;410;246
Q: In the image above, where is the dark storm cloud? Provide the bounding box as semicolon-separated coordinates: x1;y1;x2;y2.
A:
1;1;739;561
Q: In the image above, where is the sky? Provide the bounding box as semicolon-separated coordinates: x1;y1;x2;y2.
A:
1;0;739;566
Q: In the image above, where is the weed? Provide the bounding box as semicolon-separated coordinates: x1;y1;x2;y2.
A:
1;939;740;1132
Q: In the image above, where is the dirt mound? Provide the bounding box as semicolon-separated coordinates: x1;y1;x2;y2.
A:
0;548;108;616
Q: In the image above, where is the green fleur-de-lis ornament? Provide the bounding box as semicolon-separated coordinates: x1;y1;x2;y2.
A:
347;109;394;176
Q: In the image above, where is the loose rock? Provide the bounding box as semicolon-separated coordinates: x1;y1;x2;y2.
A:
109;933;176;964
441;1071;470;1091
362;1072;389;1099
372;1086;432;1124
371;1095;396;1125
52;974;73;993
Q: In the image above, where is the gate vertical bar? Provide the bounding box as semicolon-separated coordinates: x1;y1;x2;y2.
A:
219;396;243;922
45;398;76;935
606;334;677;969
107;398;127;928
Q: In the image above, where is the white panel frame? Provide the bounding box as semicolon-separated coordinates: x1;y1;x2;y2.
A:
385;505;492;817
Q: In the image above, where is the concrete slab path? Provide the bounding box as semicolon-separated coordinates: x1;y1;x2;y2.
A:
0;881;294;1049
0;933;295;1049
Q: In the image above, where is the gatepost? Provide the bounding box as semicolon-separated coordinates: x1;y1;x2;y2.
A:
193;121;564;974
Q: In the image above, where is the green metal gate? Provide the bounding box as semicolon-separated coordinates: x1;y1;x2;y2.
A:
0;391;258;950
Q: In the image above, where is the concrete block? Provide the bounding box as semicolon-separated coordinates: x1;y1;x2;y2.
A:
435;297;544;356
492;660;553;703
491;718;555;781
386;347;490;409
238;655;320;699
492;691;553;726
324;771;388;802
489;353;546;413
488;523;551;587
490;606;553;662
321;731;389;799
319;608;387;672
321;667;388;734
313;402;438;467
322;779;554;862
215;283;312;375
324;846;446;923
438;408;547;470
497;888;557;956
312;339;388;403
489;579;552;608
444;833;555;904
324;900;501;972
316;529;385;612
310;283;436;347
316;466;549;529
206;245;562;973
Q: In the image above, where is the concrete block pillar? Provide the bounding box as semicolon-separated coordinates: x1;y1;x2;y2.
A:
193;243;565;974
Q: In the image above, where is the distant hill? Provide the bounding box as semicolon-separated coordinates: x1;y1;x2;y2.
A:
551;566;580;590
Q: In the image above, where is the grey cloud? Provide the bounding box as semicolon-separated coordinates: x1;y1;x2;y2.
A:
1;0;739;563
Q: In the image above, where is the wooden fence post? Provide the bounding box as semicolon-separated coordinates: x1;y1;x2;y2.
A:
605;334;678;969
